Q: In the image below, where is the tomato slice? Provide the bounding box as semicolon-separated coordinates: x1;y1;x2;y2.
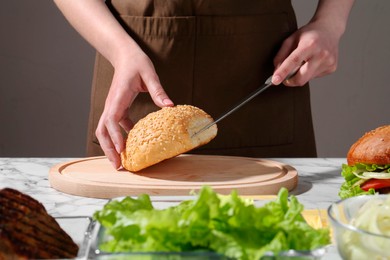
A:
361;179;390;191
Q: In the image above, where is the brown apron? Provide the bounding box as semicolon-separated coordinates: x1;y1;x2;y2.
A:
87;0;317;158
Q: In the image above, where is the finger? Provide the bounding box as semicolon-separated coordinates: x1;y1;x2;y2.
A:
141;71;174;107
104;117;125;154
273;36;296;69
314;52;338;78
283;61;312;87
102;83;135;149
284;50;336;86
119;117;134;133
95;124;121;169
101;94;128;155
272;48;310;85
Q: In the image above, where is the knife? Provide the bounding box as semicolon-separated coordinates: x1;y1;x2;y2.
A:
192;67;302;137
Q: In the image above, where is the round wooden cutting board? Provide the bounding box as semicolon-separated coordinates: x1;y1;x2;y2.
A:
49;155;298;199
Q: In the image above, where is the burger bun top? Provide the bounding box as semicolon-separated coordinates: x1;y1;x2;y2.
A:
347;125;390;166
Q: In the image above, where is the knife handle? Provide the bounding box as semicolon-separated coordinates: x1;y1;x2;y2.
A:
192;63;304;137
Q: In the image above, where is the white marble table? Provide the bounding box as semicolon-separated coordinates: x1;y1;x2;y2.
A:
0;157;346;259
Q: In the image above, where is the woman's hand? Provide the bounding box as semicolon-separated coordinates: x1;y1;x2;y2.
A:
54;0;173;168
272;21;340;86
272;0;355;86
96;51;173;169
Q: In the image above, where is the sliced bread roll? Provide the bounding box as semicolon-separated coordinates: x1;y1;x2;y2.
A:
121;105;218;172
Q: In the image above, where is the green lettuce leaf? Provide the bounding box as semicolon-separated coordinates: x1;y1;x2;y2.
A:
339;163;390;199
93;187;330;260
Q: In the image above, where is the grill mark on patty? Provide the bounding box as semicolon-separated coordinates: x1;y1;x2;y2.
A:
0;188;79;259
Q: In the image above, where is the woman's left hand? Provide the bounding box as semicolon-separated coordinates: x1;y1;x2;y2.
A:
272;0;355;86
272;21;340;87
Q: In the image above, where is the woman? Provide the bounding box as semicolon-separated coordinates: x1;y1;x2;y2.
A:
54;0;354;168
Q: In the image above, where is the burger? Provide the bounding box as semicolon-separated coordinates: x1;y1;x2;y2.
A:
339;125;390;199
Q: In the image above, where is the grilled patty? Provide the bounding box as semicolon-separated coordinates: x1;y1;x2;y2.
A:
0;188;79;259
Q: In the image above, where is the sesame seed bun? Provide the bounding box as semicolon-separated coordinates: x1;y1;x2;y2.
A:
121;105;218;172
347;125;390;166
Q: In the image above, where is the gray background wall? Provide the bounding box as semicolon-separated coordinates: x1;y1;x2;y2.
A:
0;1;388;158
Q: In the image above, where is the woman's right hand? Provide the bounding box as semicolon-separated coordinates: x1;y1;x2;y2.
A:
54;0;174;168
96;50;173;169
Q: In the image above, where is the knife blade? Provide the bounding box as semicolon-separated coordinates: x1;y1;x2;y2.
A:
192;66;302;137
192;76;273;137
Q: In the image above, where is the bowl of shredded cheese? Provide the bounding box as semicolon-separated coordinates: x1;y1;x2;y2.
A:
327;194;390;259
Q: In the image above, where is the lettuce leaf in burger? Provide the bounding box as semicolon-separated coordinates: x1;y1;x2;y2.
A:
339;125;390;199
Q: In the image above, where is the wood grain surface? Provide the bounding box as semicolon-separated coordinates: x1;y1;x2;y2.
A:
49;155;298;198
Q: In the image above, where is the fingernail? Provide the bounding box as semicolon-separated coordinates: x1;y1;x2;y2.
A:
272;75;282;85
162;98;174;106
